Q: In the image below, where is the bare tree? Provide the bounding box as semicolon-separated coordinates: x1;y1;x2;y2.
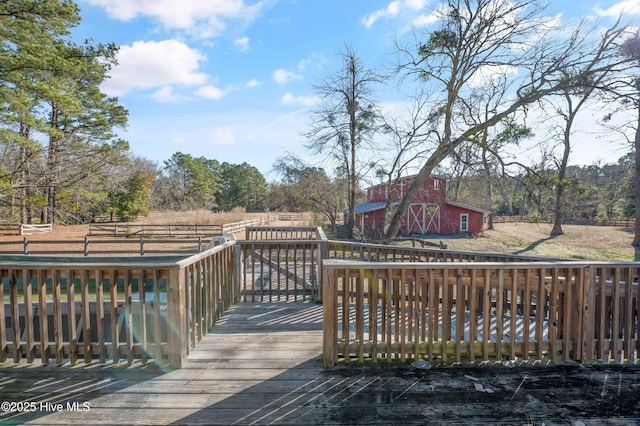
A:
532;22;629;237
384;0;628;239
459;81;533;230
376;88;436;235
614;30;640;259
305;44;383;238
272;153;344;233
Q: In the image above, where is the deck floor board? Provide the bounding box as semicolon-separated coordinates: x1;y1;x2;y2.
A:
0;300;638;425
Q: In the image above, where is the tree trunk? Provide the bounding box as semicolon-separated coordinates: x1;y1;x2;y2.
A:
20;146;29;224
385;142;452;238
482;148;494;231
551;100;575;237
19;123;31;224
550;183;565;237
45;105;60;225
632;97;640;260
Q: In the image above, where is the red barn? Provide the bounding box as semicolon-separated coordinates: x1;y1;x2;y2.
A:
346;175;488;237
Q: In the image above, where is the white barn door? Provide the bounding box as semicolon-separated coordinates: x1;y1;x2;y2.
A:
407;203;440;234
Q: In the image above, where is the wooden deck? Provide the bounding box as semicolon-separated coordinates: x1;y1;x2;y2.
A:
1;301;639;425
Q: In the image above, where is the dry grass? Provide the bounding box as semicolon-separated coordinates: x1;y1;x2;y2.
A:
431;222;634;262
143;208;271;225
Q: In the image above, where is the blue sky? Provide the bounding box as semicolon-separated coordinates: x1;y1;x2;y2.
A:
73;0;640;178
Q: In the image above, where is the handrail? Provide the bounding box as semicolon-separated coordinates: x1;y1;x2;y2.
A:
245;225;320;240
0;240;239;369
322;259;640;367
0;237;207;256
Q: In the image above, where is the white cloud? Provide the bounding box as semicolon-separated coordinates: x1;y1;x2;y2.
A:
467;65;518;88
209;127;236;146
281;92;318;107
84;0;263;39
362;0;432;28
411;12;438;27
297;52;327;71
596;0;640;17
234;36;250;52
362;1;401;27
405;0;429;10
298;58;312;70
102;40;208;96
195;85;227;100
273;68;302;84
246;79;262;88
152;86;179;103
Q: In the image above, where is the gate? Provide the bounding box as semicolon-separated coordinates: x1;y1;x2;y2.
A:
239;228;326;302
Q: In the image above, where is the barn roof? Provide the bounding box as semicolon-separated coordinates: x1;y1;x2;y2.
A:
367;174;448;191
353;202;387;214
348;201;400;214
350;200;489;214
446;201;491;214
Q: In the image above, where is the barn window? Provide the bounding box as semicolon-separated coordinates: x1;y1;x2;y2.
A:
460;214;469;232
434;179;439;190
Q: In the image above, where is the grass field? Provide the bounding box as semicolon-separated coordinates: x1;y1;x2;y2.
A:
426;222;635;262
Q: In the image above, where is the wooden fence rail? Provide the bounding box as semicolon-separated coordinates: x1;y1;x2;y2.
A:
492;216;634;227
322;260;640;367
0;241;240;369
221;219;259;235
0;225;20;236
0;237;208;256
88;223;223;237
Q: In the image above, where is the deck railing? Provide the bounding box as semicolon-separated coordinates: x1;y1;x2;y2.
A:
245;225;320;241
326;240;558;263
2;224;638;370
0;237;208;256
0;241;239;369
322;260;640;367
239;226;327;302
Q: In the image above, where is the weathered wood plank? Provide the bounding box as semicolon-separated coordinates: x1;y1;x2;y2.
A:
2;299;640;425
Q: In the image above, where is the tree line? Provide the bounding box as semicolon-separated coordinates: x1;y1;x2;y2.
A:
0;2;272;223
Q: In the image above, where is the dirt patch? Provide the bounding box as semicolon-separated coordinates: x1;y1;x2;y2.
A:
0;212;315;255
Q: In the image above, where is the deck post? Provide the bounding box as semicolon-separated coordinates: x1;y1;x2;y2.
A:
167;268;188;369
234;244;241;303
317;240;328;303
580;265;596;363
322;264;337;368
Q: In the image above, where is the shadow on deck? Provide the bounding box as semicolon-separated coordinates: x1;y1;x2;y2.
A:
1;302;639;425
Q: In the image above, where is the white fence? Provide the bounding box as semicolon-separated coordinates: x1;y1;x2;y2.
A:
20;224;52;235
